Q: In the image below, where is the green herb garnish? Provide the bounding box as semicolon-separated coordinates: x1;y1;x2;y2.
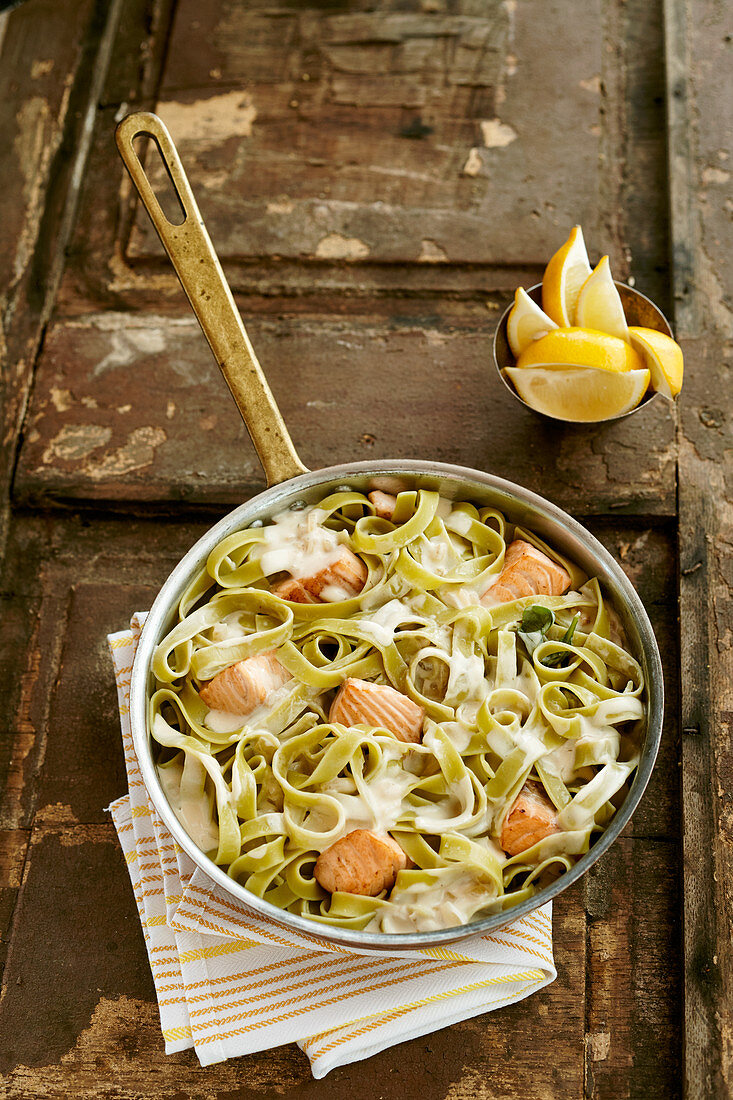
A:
516;605;555;656
541;612;581;668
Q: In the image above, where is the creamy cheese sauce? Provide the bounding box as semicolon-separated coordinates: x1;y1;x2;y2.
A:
254;506;346;579
438;720;474;753
209;612;247;643
204;683;294;733
320;583;352;602
306;757;415;849
445;510;472;537
440;583;484;609
369;867;499;933
540;738;577;781
157;761;219;852
355;598;416;647
445;650;488;706
420;535;456;577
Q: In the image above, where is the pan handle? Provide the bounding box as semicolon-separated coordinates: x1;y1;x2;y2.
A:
115;111;308;487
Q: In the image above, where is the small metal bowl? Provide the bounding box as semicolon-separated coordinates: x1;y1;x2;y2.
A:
493;281;673;424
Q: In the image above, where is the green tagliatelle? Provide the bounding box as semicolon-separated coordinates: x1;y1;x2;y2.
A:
149;488;645;933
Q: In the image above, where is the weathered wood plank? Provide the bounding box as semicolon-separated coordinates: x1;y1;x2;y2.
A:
678;339;733;1100
13;302;677;514
0;818;585;1099
584;837;682;1099
609;0;671;316
127;0;607;267
667;0;733;1095
46;0;672;330
0;824;157;1082
0;509;673;1094
0;515;210;829
0;0;98;542
0;0;95;317
34;582;156;826
0;827;30;975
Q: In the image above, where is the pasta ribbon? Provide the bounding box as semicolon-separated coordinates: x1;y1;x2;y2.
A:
148;490;646;932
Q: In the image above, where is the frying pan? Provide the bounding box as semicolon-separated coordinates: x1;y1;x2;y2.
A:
117;112;664;951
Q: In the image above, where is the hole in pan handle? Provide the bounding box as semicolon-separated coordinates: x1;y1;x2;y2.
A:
115;111;309;488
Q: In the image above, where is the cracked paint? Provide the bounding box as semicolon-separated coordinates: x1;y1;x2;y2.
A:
42;424;112;465
462;148;483;176
418;239;448;263
0;832;28;889
84;426;167;481
49;387;72;412
267;200;294;214
30;58;55;79
35;802;79;826
587;1031;611;1061
480;118;517;148
64;994;153;1058
314;233;370;260
158;91;257;146
13;96;57;284
702;166;730;185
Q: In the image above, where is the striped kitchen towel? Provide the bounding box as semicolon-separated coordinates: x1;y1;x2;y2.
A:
107;616;556;1078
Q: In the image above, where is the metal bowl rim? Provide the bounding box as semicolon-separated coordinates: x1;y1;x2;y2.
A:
129;457;664;951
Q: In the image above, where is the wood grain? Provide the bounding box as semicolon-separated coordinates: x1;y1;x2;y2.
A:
584;837;681;1098
127;0;604;267
0;0;99;550
0;0;724;1093
14;301;676;514
666;0;733;1095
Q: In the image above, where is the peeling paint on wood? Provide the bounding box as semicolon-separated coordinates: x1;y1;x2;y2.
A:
461;147;483;176
14;306;676;514
314;233;370;261
480;117;517;147
42;424;112;464
158;90;257;145
125;0;607;267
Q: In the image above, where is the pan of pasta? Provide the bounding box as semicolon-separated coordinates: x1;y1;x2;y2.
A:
118;113;664;950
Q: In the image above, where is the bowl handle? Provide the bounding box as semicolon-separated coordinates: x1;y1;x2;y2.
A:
115;111;308;487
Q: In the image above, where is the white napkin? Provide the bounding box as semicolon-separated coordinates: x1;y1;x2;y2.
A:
107;615;556;1077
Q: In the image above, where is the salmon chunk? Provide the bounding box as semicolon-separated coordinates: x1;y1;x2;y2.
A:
301;546;368;602
329;678;425;743
270;577;320;603
199;651;292;714
368;490;397;520
500;781;560;856
314;829;408;896
482;540;571;604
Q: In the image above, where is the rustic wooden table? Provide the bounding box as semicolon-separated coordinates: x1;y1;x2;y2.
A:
0;1;730;1097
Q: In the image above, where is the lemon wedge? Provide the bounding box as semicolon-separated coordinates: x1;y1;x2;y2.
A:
505;366;651;422
575;256;629;341
542;226;592;326
628;326;684;398
516;327;644;373
507;288;558;357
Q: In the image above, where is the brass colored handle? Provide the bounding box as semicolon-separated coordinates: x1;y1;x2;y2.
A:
115;111;308;487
